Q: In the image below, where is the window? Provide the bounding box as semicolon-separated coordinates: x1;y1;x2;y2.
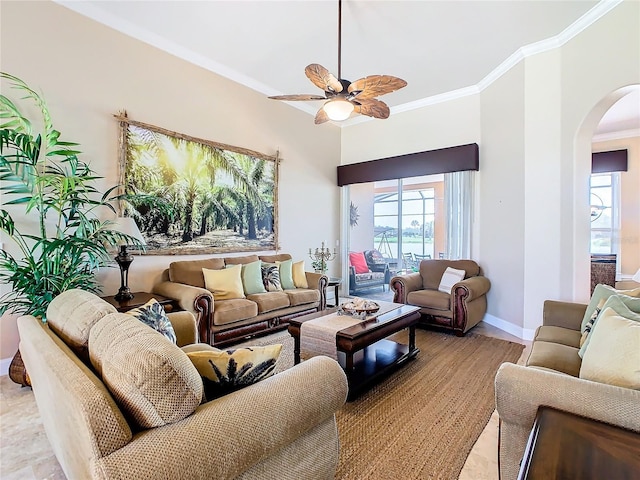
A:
590;172;619;255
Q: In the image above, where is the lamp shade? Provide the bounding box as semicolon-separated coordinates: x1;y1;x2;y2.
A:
110;217;145;246
323;98;354;121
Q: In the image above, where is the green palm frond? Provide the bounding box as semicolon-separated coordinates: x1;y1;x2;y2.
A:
0;73;129;317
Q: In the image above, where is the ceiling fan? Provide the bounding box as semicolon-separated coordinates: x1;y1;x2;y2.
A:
268;0;407;124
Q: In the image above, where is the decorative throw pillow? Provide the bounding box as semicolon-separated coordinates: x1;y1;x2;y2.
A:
581;284;640;333
227;260;266;295
261;263;283;292
125;298;177;344
89;313;202;428
277;259;296;290
438;267;466;294
186;344;282;401
292;260;308;288
365;249;387;266
45;288;118;361
203;264;246;301
349;252;369;274
578;294;640;358
580;298;606;348
579;308;640;389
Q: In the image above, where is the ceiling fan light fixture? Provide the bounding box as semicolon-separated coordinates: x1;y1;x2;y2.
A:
268;0;406;124
323;98;354;121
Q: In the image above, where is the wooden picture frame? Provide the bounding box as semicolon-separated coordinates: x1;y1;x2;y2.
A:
116;113;279;255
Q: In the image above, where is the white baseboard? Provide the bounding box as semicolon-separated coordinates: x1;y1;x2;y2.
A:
482;314;536;341
0;357;12;377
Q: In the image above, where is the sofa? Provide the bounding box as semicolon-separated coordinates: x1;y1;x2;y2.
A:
18;289;348;480
348;250;390;295
390;259;491;335
152;254;328;347
495;292;640;480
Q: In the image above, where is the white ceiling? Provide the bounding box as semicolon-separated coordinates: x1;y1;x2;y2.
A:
57;0;637;133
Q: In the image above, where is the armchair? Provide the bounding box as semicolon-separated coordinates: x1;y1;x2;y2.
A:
348;250;390;295
390;259;490;336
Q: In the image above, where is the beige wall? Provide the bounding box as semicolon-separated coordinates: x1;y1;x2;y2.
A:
348;183;376;253
0;1;341;366
478;63;526;331
560;1;640;303
592;136;640;277
342;1;640;338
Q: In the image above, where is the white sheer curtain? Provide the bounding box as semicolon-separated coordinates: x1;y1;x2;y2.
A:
444;171;475;259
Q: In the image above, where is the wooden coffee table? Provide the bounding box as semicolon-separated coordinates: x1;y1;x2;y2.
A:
288;304;421;400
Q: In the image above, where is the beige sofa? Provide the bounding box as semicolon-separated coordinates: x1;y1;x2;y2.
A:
495;300;640;480
18;289;348;480
153;253;328;347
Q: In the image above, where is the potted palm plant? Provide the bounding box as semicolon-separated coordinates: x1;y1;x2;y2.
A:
0;72;139;383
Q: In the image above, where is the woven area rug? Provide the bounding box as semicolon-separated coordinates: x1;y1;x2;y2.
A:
236;327;524;480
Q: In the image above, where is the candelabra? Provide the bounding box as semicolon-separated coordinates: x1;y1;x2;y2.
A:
308;241;337;273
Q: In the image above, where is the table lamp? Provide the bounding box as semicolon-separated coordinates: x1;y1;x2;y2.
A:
111;217;145;301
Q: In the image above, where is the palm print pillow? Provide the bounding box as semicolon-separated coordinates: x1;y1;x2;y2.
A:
261;263;283;292
187;344;282;401
125;298;177;344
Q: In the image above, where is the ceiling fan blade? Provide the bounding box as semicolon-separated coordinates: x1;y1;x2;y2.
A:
348;75;407;100
305;64;343;94
268;94;327;101
314;107;330;125
353;98;390;119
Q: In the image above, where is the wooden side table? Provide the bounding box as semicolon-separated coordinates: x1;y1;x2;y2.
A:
327;277;342;308
101;292;177;313
518;406;640;479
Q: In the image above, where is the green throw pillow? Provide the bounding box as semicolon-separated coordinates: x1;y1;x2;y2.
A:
227;260;266;295
186;345;282;401
125;298;177;344
278;259;295;290
578;294;640;358
581;284;640;333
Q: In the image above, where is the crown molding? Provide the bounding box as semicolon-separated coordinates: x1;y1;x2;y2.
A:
55;0;624;126
592;128;640;143
343;86;480;127
477;0;623;93
345;0;623;127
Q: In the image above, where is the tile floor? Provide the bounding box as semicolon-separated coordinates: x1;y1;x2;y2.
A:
0;319;530;480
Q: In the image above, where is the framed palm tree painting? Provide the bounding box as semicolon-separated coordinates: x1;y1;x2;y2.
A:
117;114;278;254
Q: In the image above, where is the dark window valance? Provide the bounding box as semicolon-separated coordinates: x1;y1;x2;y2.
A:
592;149;628;173
337;143;479;186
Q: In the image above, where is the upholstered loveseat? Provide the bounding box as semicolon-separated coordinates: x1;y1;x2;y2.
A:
153;254;328;347
495;287;640;480
18;289;348;480
390;259;490;335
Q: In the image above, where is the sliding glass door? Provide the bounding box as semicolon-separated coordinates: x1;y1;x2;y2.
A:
348;174;445;274
371;177;442;268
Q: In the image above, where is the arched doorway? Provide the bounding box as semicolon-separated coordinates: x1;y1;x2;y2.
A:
573;85;640;300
